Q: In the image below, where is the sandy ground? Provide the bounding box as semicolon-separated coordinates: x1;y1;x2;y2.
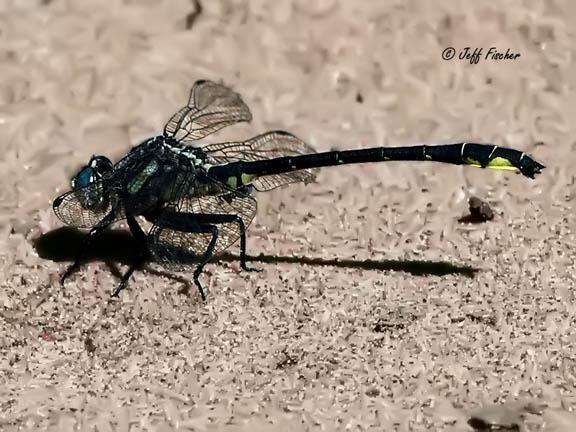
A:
1;0;576;431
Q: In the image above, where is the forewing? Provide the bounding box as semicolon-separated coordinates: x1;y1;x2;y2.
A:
164;80;252;143
53;181;124;229
202;130;319;191
148;192;257;268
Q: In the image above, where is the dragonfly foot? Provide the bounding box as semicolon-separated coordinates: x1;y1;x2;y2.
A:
111;282;128;298
241;263;263;273
193;279;207;302
60;264;77;286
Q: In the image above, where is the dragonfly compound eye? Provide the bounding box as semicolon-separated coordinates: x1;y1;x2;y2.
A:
90;155;114;175
73;166;95;189
70;156;113;210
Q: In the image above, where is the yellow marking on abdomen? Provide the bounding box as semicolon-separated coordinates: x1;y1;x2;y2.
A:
227;173;256;189
241;173;255;184
464;157;481;167
226;176;238;188
487;157;516;170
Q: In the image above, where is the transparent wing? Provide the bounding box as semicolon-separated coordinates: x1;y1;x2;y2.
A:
148;190;257;268
148;222;215;268
164;80;252;143
52;181;125;229
202;130;319;191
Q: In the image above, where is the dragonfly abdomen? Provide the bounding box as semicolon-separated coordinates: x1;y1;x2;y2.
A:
208;142;544;182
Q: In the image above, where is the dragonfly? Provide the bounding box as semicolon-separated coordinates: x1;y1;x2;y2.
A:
53;80;545;300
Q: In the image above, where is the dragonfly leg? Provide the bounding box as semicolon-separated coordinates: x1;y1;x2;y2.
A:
192;225;219;302
150;211;221;301
150;210;262;300
60;212;116;286
228;214;263;274
183;213;262;273
111;215;150;298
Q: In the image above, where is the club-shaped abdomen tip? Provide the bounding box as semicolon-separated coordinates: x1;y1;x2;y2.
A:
532;160;546;178
520;156;545;179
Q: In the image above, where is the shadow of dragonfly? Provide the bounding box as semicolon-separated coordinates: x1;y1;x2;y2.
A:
33;227;478;279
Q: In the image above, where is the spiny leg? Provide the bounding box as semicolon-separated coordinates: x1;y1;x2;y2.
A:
192;225;219;302
182;213;262;273
61;211;117;286
111;215;150;298
151;211;262;300
229;214;262;274
151;211;221;300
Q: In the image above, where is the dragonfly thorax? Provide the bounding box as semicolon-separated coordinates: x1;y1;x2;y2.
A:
109;138;196;213
160;135;212;171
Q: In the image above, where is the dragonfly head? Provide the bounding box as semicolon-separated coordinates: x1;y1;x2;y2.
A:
70;155;113;209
